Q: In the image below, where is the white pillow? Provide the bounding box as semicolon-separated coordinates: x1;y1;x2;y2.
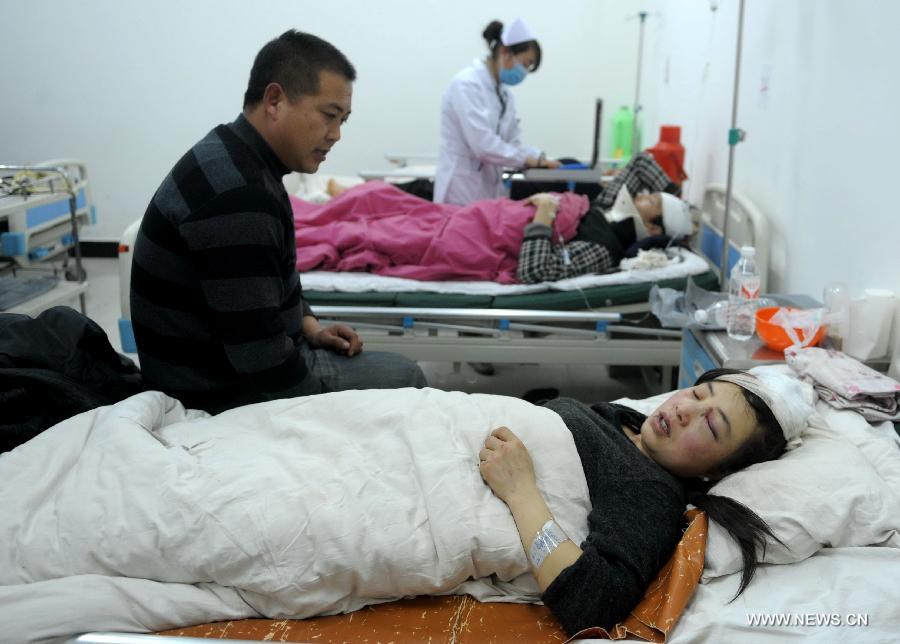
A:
702;420;900;580
616;392;900;581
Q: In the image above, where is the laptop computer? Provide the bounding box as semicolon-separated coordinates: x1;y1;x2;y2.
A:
520;98;606;182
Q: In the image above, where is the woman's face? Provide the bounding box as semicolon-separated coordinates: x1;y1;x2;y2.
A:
633;193;664;235
637;381;760;479
500;47;537;72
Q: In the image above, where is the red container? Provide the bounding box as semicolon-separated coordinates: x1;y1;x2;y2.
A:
647;125;687;184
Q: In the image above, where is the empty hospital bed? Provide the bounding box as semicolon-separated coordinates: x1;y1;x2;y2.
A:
0;159;93;315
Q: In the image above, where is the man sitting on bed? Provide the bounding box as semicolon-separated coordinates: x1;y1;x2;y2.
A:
517;152;694;283
130;30;426;414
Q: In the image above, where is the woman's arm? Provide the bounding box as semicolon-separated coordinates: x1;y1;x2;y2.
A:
516;228;616;284
479;426;583;590
593;152;674;210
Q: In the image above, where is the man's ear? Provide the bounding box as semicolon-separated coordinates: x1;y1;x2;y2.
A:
261;82;288;119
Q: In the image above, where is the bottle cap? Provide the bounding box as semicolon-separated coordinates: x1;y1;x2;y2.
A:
740;246;756;257
694;309;709;323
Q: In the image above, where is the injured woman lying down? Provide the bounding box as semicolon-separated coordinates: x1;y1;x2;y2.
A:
290;153;692;283
0;368;810;642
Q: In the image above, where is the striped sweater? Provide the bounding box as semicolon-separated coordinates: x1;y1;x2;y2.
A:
131;114;319;413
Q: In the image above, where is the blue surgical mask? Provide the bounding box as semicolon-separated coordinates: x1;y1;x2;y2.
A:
498;62;527;86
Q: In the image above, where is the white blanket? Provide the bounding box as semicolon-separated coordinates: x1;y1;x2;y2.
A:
300;247;710;295
0;388;591;642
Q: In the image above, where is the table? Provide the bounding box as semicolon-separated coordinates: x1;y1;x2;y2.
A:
678;294;819;387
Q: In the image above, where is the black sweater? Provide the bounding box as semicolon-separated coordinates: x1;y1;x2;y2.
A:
131;115;319;413
541;398;685;635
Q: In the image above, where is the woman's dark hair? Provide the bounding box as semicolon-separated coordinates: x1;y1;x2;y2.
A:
482;20;542;72
688;367;788;598
244;30;357;108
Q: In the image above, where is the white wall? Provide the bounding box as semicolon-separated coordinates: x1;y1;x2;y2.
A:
3;0;897;301
643;0;900;298
0;0;644;240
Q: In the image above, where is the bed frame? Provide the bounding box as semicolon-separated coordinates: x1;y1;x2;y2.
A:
1;159;93;314
117;184;768;392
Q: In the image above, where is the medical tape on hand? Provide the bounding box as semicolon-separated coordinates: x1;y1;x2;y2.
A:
557;232;572;267
529;519;570;569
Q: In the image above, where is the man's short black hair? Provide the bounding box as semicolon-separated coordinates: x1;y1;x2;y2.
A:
243;30;356;108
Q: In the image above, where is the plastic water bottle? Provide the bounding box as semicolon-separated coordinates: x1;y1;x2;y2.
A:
726;246;761;341
694;300;729;327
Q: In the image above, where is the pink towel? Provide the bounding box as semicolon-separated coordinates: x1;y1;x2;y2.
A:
291;181;589;283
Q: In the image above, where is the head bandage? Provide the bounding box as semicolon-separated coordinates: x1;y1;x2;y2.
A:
660;193;693;238
713;368;816;449
501;17;537;46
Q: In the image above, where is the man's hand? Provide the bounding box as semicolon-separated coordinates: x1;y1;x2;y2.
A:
309;323;363;357
479;426;538;504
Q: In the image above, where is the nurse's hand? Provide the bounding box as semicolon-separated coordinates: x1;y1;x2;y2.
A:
310;323;364;357
524;156;562;169
479;426;538;504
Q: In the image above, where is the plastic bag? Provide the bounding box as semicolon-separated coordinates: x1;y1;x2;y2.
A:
844;290;897;360
650;285;689;328
650;277;731;329
771;307;824;350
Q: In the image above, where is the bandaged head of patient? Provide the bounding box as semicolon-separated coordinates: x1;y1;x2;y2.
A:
660;193;693;238
713;368;815;449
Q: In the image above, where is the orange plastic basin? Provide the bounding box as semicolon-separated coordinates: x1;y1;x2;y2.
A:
755;306;825;352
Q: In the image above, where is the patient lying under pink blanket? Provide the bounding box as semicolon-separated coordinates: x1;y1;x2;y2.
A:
290;181;589;283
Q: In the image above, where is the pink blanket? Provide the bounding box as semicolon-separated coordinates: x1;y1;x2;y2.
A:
290;181;590;283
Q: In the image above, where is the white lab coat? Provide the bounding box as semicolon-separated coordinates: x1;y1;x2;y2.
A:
434;59;541;204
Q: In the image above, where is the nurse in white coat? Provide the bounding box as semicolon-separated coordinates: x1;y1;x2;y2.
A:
435;18;560;205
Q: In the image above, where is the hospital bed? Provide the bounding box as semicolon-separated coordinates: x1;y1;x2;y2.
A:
0;159;93;314
116;183;767;391
56;378;900;644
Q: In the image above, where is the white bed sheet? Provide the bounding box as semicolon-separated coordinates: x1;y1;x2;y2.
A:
300;247;710;295
609;545;900;643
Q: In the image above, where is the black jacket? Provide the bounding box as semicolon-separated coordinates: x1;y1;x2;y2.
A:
0;306;144;452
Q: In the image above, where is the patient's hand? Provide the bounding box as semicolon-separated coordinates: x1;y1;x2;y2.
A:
310;323;364;357
326;178;350;197
527;193;559;209
479;426;538;504
526;193;560;226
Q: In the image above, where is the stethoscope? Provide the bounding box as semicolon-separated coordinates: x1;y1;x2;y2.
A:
476;75;509;173
494;83;508;133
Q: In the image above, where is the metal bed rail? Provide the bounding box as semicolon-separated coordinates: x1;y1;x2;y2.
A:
313;306;680;391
